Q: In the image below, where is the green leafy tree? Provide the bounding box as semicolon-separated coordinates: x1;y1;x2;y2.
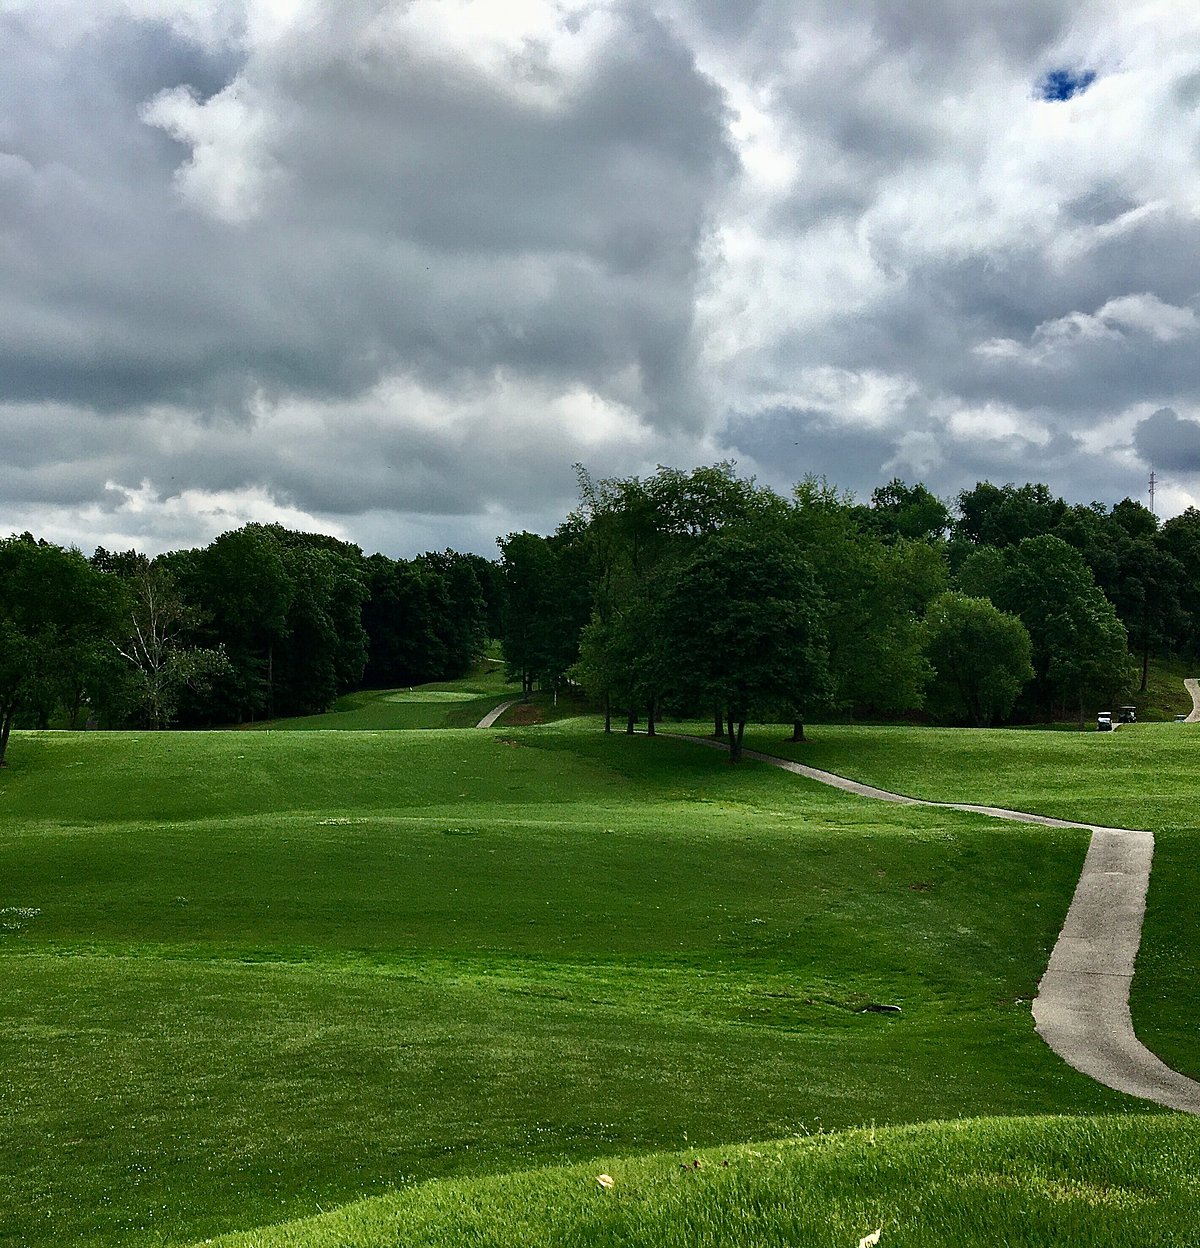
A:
995;536;1134;722
0;536;126;762
922;592;1033;727
790;480;942;719
112;560;231;729
498;531;591;699
1158;508;1200;660
274;544;367;715
655;531;830;762
956;482;1067;548
863;478;951;542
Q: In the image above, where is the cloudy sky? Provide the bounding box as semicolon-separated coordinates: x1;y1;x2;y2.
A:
5;0;1200;557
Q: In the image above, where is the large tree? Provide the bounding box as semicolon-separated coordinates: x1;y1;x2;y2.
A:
111;559;231;729
995;535;1134;722
655;531;830;762
922;592;1033;727
790;479;942;719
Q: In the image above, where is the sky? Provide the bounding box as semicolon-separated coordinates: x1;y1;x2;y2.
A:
4;0;1200;558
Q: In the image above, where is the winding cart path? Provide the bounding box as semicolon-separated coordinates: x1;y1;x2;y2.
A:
1185;678;1200;723
667;731;1200;1114
476;699;519;729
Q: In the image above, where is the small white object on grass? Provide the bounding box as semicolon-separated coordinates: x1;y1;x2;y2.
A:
857;1229;882;1248
595;1174;615;1190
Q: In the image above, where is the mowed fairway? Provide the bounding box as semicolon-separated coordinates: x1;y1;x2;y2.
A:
740;721;1200;1092
241;667;520;731
0;718;1167;1247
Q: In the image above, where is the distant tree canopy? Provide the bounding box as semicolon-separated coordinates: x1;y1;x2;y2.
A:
4;466;1189;755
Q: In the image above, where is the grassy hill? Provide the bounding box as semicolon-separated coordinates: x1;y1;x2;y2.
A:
1;694;1196;1245
197;1115;1199;1248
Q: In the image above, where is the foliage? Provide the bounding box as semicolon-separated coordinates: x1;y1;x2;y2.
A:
922;592;1033;726
791;484;940;717
994;536;1134;719
862;477;952;542
499;529;589;696
655;530;831;759
111;558;232;728
0;535;125;762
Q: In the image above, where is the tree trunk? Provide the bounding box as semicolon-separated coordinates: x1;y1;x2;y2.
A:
267;639;275;719
1140;641;1149;694
729;718;746;763
712;706;725;738
0;707;13;767
789;718;805;742
603;693;612;734
625;706;636;734
646;695;656;737
1078;690;1085;732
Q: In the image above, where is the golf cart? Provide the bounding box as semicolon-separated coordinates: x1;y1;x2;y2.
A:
1096;711;1113;732
1117;705;1137;724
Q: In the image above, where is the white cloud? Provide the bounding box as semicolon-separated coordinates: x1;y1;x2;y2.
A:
142;81;284;222
975;293;1199;366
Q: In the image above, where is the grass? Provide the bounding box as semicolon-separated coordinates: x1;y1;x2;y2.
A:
727;717;1200;1087
242;665;521;731
199;1115;1200;1248
0;720;1143;1248
1126;654;1195;722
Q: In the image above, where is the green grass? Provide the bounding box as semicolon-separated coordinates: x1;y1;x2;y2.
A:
0;722;1144;1248
1126;654;1195;722
198;1115;1200;1248
727;718;1200;1089
244;668;521;731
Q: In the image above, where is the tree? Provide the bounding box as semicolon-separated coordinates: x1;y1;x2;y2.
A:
1158;508;1200;659
414;550;489;679
863;478;951;542
274;544;367;715
112;560;231;729
0;536;125;763
994;536;1134;722
922;593;1033;726
956;482;1067;548
655;532;830;762
167;525;294;721
790;481;942;719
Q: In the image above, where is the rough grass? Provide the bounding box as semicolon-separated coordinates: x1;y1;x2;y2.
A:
0;722;1140;1248
200;1115;1200;1248
1127;654;1195;722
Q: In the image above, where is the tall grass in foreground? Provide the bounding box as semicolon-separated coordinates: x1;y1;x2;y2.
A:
202;1115;1198;1248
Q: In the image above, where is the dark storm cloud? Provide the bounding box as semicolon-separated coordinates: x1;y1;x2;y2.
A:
1134;408;1200;474
724;406;899;496
6;0;1200;553
0;3;732;426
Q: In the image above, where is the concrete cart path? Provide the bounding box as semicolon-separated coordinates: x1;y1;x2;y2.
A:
1185;678;1200;723
667;731;1200;1114
476;699;519;729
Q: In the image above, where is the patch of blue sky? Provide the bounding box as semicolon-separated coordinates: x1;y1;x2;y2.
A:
1038;68;1097;102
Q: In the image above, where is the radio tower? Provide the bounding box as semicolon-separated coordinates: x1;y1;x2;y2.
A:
1149;471;1157;516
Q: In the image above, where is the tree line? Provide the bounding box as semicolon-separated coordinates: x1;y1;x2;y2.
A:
4;467;1199;765
501;468;1200;757
0;523;500;764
